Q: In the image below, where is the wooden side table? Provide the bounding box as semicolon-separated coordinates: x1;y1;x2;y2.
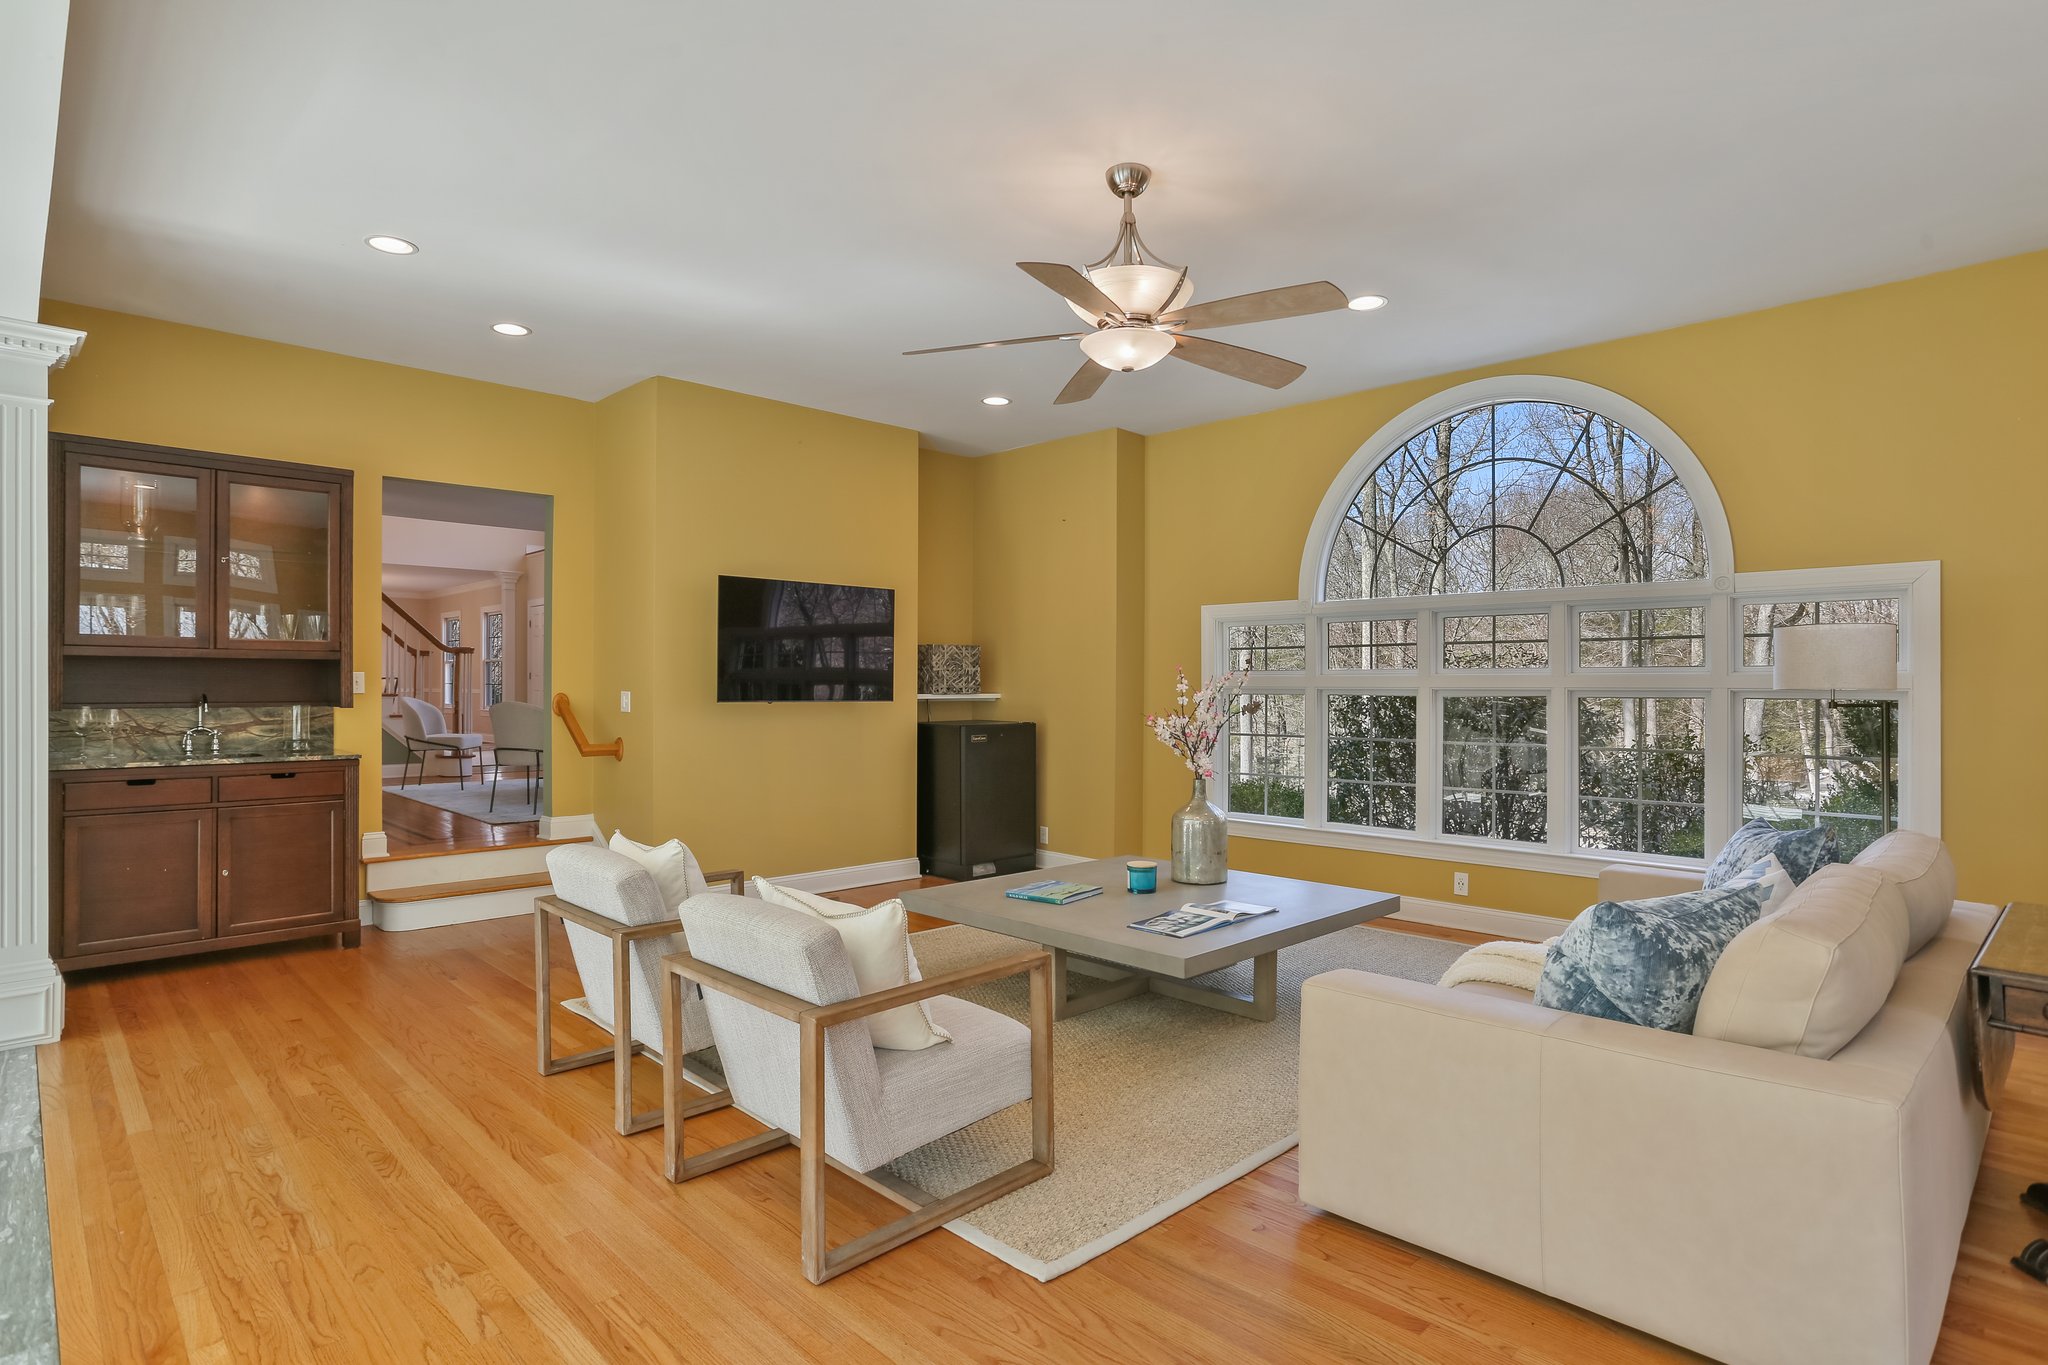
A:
1970;901;2048;1281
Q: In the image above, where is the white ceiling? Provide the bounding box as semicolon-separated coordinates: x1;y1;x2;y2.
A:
42;1;2048;455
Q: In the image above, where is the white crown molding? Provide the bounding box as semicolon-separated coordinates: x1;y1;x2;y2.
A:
0;317;85;370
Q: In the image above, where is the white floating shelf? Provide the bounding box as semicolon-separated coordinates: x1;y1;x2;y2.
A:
916;693;1002;701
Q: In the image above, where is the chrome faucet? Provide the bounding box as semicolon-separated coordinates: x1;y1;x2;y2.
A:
182;699;222;757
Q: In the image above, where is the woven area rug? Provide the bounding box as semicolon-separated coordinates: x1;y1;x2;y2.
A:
382;778;540;825
886;922;1466;1281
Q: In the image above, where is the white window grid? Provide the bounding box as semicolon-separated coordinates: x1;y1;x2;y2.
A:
1204;560;1938;877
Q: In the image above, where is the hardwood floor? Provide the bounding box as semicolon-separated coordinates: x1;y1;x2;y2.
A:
381;784;541;855
35;900;2048;1363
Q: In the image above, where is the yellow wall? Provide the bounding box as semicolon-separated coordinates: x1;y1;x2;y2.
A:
591;377;922;876
917;431;1146;858
42;301;601;839
1136;250;2048;913
917;449;978;644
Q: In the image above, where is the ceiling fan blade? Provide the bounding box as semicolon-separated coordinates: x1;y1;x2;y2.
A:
1170;334;1307;389
1160;281;1349;331
902;331;1088;356
1054;360;1110;405
1018;262;1126;322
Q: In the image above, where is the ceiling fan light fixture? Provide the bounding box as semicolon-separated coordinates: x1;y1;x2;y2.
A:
1079;326;1177;373
1066;263;1193;325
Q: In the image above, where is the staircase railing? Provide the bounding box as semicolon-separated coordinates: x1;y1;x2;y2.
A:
382;593;476;733
554;692;624;761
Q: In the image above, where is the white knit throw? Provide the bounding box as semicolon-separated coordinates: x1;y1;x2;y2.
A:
1437;936;1559;992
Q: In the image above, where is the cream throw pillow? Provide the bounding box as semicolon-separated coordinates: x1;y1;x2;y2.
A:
1849;829;1956;957
609;832;708;913
1694;864;1910;1059
752;877;952;1051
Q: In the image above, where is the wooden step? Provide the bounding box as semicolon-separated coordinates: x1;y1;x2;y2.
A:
368;872;552;904
362;833;589;865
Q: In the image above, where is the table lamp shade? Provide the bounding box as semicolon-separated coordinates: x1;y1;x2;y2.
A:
1771;622;1898;693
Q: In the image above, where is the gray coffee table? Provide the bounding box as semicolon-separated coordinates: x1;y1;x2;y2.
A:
900;856;1399;1022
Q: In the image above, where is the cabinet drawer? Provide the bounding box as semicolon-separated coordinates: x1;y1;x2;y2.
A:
63;776;213;812
217;768;347;802
2000;985;2048;1031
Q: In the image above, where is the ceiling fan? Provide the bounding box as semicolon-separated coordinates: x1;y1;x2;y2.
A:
905;162;1353;405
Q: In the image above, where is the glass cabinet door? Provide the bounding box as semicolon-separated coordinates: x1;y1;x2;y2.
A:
68;458;211;647
217;474;338;649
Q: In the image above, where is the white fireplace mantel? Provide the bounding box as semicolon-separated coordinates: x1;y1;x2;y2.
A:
0;314;85;1048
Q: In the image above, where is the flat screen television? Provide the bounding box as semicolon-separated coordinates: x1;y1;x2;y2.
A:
716;575;895;702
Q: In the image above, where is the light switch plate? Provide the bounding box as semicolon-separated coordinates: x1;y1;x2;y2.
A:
619;690;632;713
352;671;366;695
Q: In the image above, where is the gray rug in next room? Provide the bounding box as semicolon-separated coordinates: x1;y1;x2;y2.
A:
384;777;541;825
0;1047;58;1364
886;923;1466;1281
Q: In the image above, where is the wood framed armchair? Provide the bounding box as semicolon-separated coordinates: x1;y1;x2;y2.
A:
661;892;1053;1284
535;844;742;1135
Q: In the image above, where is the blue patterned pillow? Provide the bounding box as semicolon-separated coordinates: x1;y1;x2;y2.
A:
1535;884;1771;1032
1705;818;1837;888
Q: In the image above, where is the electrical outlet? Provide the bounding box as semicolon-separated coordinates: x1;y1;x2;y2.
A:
619;690;632;713
1039;826;1050;846
352;671;365;695
1453;871;1470;897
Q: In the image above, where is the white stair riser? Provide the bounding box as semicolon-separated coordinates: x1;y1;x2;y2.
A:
365;884;550;932
364;843;560;892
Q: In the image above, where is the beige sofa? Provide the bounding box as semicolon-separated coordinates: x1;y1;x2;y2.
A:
1299;862;1995;1365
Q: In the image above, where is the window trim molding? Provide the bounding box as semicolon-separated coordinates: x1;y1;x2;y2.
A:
1296;374;1740;604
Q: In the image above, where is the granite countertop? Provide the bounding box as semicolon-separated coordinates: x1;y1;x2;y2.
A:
50;751;362;772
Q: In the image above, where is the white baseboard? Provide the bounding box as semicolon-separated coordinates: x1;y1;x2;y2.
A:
363;884;548;932
540;813;600;842
1035;849;1090;868
1390;896;1568;942
0;959;64;1049
770;857;921;895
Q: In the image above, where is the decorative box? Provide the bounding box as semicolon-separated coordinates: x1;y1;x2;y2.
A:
918;644;982;695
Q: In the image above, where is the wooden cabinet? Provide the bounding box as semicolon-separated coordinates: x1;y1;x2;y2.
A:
52;760;360;971
53;434;353;706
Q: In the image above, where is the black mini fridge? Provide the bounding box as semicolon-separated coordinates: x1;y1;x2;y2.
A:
917;721;1037;880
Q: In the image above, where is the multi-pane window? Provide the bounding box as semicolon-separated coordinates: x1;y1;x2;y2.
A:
1228;622;1306;672
1443;613;1548;669
78;541;130;570
484;610;505;708
1441;695;1548;843
1742;598;1898;667
1577;696;1707;857
1577;606;1705;668
1324;400;1707;600
78;602;131;634
1226;693;1307;819
1326;617;1417;671
443;615;461;708
1741;697;1898;857
1326;693;1418;831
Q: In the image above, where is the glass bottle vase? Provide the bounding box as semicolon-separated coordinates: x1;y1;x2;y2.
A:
1170;776;1229;884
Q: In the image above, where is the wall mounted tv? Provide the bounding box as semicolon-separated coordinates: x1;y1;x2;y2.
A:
716;575;895;702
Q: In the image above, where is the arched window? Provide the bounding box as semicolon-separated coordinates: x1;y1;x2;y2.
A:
1204;377;1937;877
1323;400;1708;600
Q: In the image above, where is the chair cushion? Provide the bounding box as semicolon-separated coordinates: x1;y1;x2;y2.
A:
1849;830;1956;956
753;878;951;1051
1534;884;1770;1032
422;731;484;747
1704;817;1837;888
871;995;1031;1167
610;831;709;914
1693;864;1911;1059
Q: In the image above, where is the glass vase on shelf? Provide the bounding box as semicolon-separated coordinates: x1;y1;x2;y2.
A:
1169;776;1229;885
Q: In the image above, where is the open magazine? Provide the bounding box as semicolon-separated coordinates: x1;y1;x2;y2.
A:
1128;900;1278;938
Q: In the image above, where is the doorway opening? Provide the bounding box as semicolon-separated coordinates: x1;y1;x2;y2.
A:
380;477;552;855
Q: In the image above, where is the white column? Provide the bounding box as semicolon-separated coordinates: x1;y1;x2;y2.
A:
0;317;84;1047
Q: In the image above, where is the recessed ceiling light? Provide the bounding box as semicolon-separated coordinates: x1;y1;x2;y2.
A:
1348;294;1388;311
981;395;1010;406
491;322;531;337
365;235;418;255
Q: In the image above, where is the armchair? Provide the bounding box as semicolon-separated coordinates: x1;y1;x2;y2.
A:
535;845;742;1134
487;700;547;814
662;892;1053;1284
394;695;484;789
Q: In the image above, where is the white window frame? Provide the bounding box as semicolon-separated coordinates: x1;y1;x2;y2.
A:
1204;376;1939;879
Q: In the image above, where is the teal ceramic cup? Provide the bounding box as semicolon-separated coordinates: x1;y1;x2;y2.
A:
1126;859;1159;893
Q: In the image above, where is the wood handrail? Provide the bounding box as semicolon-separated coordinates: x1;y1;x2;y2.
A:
554;692;624;761
381;593;475;655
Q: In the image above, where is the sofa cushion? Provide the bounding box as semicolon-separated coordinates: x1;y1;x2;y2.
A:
1721;853;1797;914
1849;830;1955;956
1704;817;1837;888
1534;884;1770;1032
1693;864;1910;1059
